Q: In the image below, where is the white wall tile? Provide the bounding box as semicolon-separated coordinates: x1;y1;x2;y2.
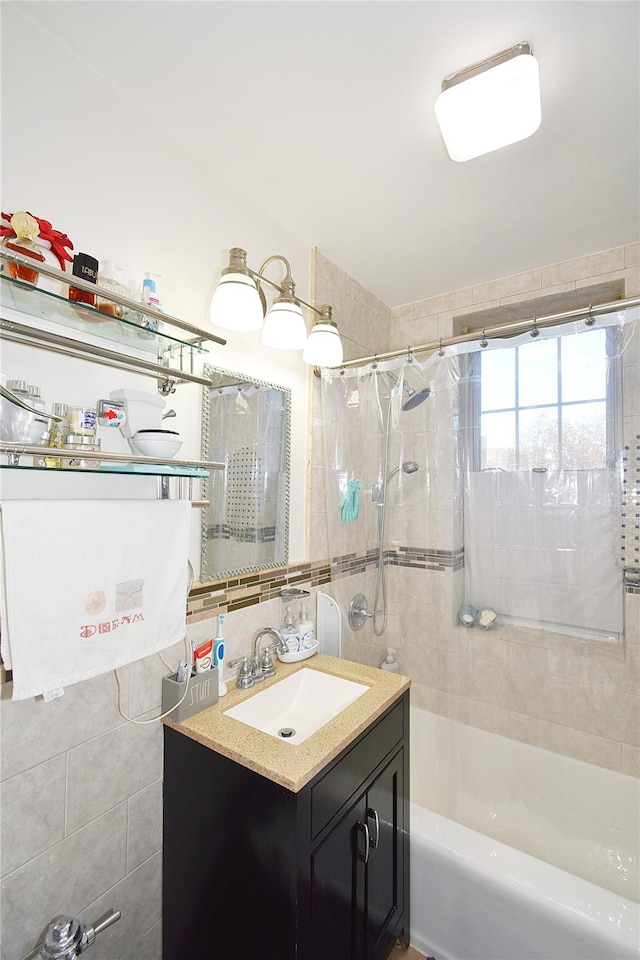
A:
0;672;126;781
65;721;162;834
1;756;66;877
1;804;127;960
126;779;163;873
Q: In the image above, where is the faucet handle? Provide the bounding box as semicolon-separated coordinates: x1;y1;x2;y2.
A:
260;645;276;678
228;657;254;690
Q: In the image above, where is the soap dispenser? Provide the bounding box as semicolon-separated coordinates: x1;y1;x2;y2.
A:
296;604;315;648
380;648;399;672
281;605;300;653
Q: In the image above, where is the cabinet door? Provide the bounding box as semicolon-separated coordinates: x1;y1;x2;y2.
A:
310;794;367;960
365;748;405;960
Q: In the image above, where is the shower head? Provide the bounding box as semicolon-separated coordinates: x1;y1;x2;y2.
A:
384;371;431;411
402;385;431;411
385;460;420;484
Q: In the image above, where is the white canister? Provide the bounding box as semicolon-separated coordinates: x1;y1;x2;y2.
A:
68;406;97;436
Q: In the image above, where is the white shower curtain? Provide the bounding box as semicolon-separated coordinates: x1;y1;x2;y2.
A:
321;307;636;640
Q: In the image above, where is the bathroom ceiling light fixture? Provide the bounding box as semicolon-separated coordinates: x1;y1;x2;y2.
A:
434;41;541;162
210;247;343;366
303;305;343;368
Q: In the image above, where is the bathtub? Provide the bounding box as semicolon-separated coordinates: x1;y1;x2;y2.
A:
409;706;640;960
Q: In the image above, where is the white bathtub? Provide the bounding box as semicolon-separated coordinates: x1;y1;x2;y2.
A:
409;707;640;960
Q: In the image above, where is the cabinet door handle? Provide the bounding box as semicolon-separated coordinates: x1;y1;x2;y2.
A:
366;807;380;849
355;820;370;863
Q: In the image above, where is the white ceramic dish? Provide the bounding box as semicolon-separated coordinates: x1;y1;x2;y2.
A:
131;430;182;459
276;638;320;663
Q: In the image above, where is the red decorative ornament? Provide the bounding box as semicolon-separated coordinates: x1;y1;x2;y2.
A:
1;210;74;271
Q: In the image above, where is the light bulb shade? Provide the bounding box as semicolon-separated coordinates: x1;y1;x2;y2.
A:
261;300;307;350
303;322;344;367
210;272;264;331
434;47;541;162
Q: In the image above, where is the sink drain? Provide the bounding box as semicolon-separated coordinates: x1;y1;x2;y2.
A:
278;727;296;739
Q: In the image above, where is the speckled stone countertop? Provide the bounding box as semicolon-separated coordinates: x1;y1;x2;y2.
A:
164;654;410;793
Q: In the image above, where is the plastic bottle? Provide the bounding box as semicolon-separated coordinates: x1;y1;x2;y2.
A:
296;604;316;649
213;613;227;696
140;272;164;334
380;648;399;672
281;605;301;652
97;260;129;318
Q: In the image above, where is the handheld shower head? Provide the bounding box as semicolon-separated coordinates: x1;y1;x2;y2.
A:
385;460;420;484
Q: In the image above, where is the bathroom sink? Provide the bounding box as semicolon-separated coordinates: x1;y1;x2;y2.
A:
223;668;370;744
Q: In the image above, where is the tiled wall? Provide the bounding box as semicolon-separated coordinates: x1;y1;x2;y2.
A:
310;242;640;778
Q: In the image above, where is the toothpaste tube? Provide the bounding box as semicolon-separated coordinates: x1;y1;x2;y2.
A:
193;638;213;674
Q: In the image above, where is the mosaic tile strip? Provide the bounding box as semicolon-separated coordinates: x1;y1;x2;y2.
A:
187;546;463;622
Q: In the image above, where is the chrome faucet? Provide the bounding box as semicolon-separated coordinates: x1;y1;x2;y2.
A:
251;627;288;683
37;910;121;958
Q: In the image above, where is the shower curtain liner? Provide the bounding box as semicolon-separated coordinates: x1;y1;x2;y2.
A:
321;307;638;641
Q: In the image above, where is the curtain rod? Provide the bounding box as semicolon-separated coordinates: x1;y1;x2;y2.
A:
336;295;640;369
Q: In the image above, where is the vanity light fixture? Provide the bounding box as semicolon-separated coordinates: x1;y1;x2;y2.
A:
303;305;343;367
210;247;343;366
434;41;541;162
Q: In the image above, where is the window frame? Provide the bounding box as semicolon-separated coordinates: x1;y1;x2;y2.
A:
467;326;622;473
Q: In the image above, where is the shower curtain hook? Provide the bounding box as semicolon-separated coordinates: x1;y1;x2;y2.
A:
371;356;378;369
530;317;540;338
480;329;488;348
585;303;596;326
438;339;445;357
406;346;414;363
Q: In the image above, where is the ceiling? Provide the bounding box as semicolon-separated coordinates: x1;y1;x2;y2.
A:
13;1;640;307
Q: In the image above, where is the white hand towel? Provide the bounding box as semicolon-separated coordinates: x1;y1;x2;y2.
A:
0;499;191;700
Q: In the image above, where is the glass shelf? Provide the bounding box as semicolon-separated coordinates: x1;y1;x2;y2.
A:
0;442;224;478
0;461;210;478
1;274;208;358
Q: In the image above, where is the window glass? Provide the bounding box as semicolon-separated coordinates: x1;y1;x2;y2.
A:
481;411;516;469
480;349;515;410
561;329;607;402
518;338;558;407
562;401;606;469
519;407;558;469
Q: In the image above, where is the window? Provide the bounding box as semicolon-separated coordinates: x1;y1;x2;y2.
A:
463;324;624;639
475;327;615;472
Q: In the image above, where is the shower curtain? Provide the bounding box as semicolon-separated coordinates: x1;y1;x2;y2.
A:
321;308;637;644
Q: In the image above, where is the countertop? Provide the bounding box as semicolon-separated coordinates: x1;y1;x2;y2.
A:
164;654;410;792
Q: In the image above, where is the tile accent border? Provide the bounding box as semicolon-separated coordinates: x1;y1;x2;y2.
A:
186;546;462;623
187;547;635;624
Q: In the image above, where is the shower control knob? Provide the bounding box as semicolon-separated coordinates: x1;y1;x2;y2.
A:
349;593;373;631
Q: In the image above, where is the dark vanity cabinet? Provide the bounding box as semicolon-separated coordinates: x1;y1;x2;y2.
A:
163;692;409;960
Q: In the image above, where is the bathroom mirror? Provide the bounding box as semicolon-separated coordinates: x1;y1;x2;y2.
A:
200;363;291;582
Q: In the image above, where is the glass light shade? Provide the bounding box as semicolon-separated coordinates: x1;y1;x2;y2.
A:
434;52;541;162
303;323;344;367
209;272;264;331
261;300;307;350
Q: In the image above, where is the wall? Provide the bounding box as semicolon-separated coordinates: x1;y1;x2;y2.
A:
0;6;314;958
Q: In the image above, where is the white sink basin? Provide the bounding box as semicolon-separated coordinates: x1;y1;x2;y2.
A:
223;668;370;744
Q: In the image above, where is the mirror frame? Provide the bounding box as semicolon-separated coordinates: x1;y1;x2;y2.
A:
200;362;291;583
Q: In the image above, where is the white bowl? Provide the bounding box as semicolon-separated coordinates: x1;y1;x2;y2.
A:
131;430;182;459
